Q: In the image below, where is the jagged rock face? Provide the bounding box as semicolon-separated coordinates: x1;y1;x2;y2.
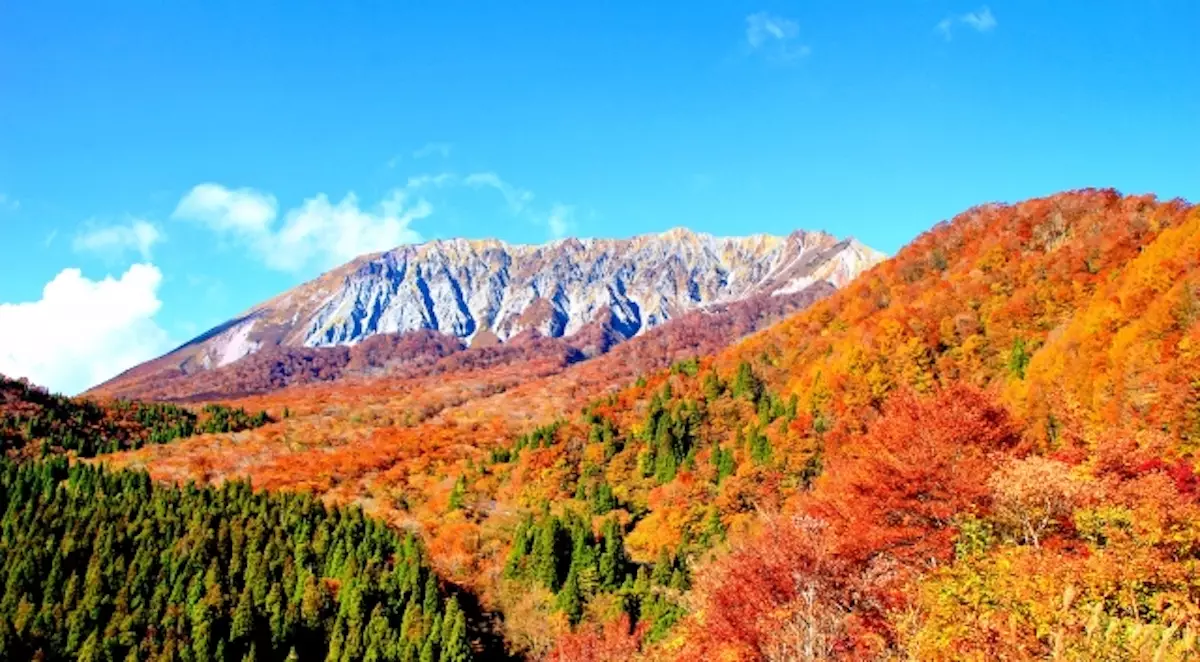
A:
292;229;882;349
114;228;885;378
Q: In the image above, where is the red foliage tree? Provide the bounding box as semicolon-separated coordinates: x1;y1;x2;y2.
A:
545;614;644;662
812;383;1021;567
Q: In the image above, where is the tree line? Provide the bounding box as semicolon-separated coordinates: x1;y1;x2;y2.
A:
0;375;272;458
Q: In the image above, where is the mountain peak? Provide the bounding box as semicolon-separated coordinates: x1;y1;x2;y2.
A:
90;226;883;397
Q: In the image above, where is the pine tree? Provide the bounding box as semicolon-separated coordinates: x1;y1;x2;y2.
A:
598;519;628;589
1008;336;1031;379
267;582;287;647
589;482;616;514
556;567;584;626
448;476;467;511
504;520;531;579
419;613;441;662
422;574;440;618
749;428;772;466
533;517;565;591
327;615;347;662
190;606;213;662
232;584;254;642
701;508;725;545
731;361;762;403
300;573;325;630
713;445;735;484
76;628;102;662
439;597;471;662
651;548;673;586
669;566;689;591
363;604;391;662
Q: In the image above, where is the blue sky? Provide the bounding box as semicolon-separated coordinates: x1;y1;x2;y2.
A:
2;1;1198;394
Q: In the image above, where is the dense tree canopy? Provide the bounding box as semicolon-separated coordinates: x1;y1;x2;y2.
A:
0;458;469;661
0;375;272;459
74;189;1200;660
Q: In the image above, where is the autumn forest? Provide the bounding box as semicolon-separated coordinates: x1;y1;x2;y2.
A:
4;189;1200;661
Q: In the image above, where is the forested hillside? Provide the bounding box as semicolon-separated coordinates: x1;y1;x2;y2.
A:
0;458;469;661
550;188;1200;659
425;189;1200;659
0;375;271;458
36;188;1200;660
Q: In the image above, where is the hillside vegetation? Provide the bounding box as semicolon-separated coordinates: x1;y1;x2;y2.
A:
0;458;468;661
448;188;1200;659
0;375;271;458
19;188;1200;660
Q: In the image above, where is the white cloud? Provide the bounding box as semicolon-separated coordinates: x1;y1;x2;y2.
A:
938;6;997;39
746;12;810;61
387;143;453;168
962;7;997;32
464;172;535;213
266;191;428;271
73;219;163;261
0;193;18;211
547;204;574;238
176;169;577;267
173;183;429;272
412;142;452;159
0;264;172;395
406;173;457;190
174;183;277;235
462;172;572;238
936;18;954;39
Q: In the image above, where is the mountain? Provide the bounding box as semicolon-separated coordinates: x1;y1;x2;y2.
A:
90;227;883;399
39;189;1200;661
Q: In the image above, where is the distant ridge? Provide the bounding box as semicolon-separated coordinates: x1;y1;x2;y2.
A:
89;227;884;399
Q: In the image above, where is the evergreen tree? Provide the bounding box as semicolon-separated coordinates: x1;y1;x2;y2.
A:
731;361;763;403
712;445;736;484
439;598;471;662
503;519;532;579
749;427;773;466
598;519;628;590
1008;336;1031;379
533;517;566;591
555;568;584;626
448;476;467;511
589;482;617;514
651;548;673;586
231;585;255;642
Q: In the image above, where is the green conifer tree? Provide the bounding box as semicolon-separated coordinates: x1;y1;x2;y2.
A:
555;568;584;626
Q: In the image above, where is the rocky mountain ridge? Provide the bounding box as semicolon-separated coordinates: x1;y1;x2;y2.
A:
90;227;884;397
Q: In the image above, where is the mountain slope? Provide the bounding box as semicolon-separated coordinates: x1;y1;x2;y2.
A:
90;228;882;399
92;189;1200;660
554;188;1200;659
